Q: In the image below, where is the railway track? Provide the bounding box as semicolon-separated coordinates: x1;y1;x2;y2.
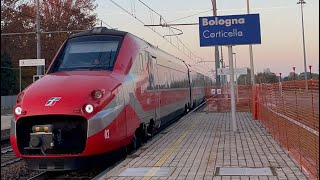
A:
1;129;10;145
1;146;22;167
1;129;21;168
27;171;63;180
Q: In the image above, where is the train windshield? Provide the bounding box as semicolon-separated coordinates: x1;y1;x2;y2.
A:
53;35;122;72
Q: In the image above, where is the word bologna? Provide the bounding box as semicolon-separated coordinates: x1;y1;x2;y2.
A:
202;17;245;27
201;17;245;39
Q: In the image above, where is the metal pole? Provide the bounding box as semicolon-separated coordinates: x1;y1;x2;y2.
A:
279;73;282;96
224;62;227;93
278;75;281;83
228;46;237;132
212;0;220;86
297;0;308;89
245;76;247;85
19;66;21;92
220;46;224;85
233;53;239;102
309;65;312;79
36;0;41;75
246;0;255;85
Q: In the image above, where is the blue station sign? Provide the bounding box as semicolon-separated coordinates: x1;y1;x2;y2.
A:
199;14;261;46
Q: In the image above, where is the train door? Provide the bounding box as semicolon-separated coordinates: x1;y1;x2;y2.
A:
148;53;161;128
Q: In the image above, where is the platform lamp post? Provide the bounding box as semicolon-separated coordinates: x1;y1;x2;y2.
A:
309;65;312;79
279;73;282;82
232;52;239;102
247;0;255;85
36;0;42;75
220;59;224;85
211;0;220;86
279;73;282;96
293;66;296;80
297;0;308;89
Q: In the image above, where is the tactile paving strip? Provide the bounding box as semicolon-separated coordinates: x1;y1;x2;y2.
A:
118;167;171;177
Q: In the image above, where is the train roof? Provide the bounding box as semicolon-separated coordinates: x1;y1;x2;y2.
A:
68;27;200;72
69;27;128;38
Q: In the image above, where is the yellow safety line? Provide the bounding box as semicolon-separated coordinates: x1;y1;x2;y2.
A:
141;117;200;180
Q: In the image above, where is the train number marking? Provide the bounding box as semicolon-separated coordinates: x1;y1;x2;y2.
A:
104;129;110;139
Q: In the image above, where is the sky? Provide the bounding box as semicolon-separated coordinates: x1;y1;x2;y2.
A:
95;0;319;77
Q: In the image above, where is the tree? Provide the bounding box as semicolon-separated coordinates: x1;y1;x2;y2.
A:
1;0;37;68
255;72;278;84
39;0;98;68
1;0;98;90
1;51;18;95
298;72;319;80
283;72;299;81
237;68;251;85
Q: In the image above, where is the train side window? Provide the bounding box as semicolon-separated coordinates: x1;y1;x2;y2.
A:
139;53;144;71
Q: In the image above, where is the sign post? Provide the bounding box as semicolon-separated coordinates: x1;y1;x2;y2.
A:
199;14;261;132
19;59;45;92
228;46;237;132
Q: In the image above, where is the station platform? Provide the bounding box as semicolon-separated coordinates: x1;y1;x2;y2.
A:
96;110;309;180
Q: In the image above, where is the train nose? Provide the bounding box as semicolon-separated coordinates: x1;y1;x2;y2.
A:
15;73;120;116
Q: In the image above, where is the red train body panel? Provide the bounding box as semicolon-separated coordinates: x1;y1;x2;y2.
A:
10;27;213;170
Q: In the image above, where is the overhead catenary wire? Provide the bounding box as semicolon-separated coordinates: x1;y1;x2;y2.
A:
109;1;181;55
140;0;213;74
109;0;212;75
137;0;202;61
109;0;183;57
2;0;114;35
167;8;213;23
136;0;213;74
2;0;212;75
1;29;86;36
112;0;213;74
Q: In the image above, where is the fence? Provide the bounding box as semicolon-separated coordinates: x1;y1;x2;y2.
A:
205;85;252;112
253;80;319;179
1;95;16;109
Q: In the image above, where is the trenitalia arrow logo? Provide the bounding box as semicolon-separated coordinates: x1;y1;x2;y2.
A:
45;97;61;106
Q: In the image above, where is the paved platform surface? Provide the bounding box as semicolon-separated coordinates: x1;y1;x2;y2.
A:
98;111;309;180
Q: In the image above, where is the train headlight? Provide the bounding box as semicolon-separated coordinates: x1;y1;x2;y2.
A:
92;90;103;99
15;107;22;115
84;104;94;114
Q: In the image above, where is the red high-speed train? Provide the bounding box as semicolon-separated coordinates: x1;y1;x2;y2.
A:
10;27;213;170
